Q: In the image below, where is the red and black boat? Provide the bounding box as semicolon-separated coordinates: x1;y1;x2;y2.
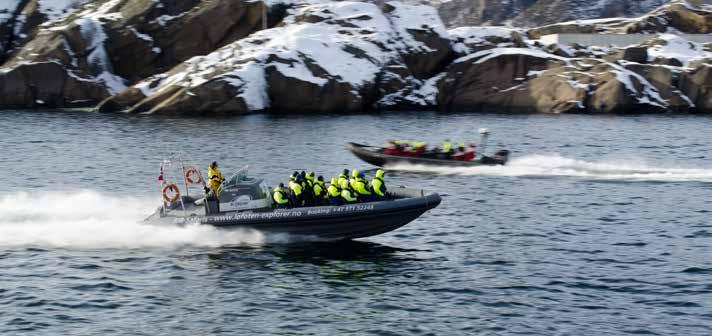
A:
347;129;510;168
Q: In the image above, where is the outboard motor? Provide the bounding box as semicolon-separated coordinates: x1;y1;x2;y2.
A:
494;150;510;164
495;150;510;158
205;197;220;215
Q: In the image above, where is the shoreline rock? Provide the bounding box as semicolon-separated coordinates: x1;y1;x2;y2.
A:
1;0;712;115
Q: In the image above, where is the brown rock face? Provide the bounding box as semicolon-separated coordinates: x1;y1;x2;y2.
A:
624;63;691;113
681;64;712;112
625;2;712;34
2;0;711;115
437;49;675;114
0;62;108;108
399;28;454;79
96;87;146;113
622;47;649;63
139;81;252;115
0;0;283;108
527;1;712;36
527;67;590;114
119;0;282;80
585;63;668;114
98;1;457;115
588;72;639;114
431;0;667;28
437;51;566;112
265;63;372;113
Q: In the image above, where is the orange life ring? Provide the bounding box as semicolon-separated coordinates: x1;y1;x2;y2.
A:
162;184;180;203
184;167;203;184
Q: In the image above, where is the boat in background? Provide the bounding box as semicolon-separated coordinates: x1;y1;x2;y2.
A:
348;128;510;168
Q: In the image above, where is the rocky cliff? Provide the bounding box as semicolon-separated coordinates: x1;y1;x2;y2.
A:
1;0;712;115
424;0;672;28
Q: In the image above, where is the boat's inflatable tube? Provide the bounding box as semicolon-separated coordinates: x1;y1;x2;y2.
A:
347;142;509;168
151;188;441;240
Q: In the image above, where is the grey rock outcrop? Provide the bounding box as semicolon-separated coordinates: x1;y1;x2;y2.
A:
1;0;712;115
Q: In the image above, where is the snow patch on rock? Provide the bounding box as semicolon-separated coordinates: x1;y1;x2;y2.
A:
74;3;126;94
129;1;449;111
38;0;92;22
609;62;667;108
455;47;569;64
647;34;712;67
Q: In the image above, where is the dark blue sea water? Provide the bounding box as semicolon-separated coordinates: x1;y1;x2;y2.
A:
1;110;711;335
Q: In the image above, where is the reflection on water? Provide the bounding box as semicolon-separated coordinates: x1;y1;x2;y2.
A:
205;241;426;285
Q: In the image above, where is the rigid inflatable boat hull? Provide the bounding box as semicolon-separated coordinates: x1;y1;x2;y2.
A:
347;142;508;168
148;188;441;240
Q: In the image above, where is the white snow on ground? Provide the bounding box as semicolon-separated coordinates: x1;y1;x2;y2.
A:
455;47;569;64
76;0;123;21
151;13;185;27
222;63;269;110
386;1;448;51
608;62;667;108
410;73;445;105
378;72;445;107
129;27;153;43
70;0;126;93
37;0;91;22
552;17;639;26
449;26;516;40
132;1;449;110
449;26;522;52
0;0;22;49
647;34;712;67
0;0;19;23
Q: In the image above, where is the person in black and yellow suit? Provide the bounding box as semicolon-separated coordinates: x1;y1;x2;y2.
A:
303;171;316;206
371;169;387;201
207;161;224;198
273;183;289;209
313;176;327;206
289;173;304;207
327;178;342;206
352;171;372;202
340;179;358;204
337;169;350;189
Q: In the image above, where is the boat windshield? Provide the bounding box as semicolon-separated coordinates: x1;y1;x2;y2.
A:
224;165;249;188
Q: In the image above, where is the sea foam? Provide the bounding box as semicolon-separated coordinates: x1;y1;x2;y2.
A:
0;190;266;248
385;154;712;182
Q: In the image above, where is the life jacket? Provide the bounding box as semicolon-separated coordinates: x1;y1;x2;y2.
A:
313;181;325;198
372;169;386;197
273;187;289;205
289;180;303;196
328;185;340;197
337;173;349;188
341;188;358;203
442;141;452;153
208;166;224;192
353;179;371;196
349;170;359;190
339;180;357;203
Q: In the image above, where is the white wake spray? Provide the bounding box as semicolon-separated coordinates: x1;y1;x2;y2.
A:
0;190;267;248
386;154;712;182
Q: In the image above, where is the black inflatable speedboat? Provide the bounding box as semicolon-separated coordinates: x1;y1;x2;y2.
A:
347;143;509;168
347;128;510;168
146;167;441;240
